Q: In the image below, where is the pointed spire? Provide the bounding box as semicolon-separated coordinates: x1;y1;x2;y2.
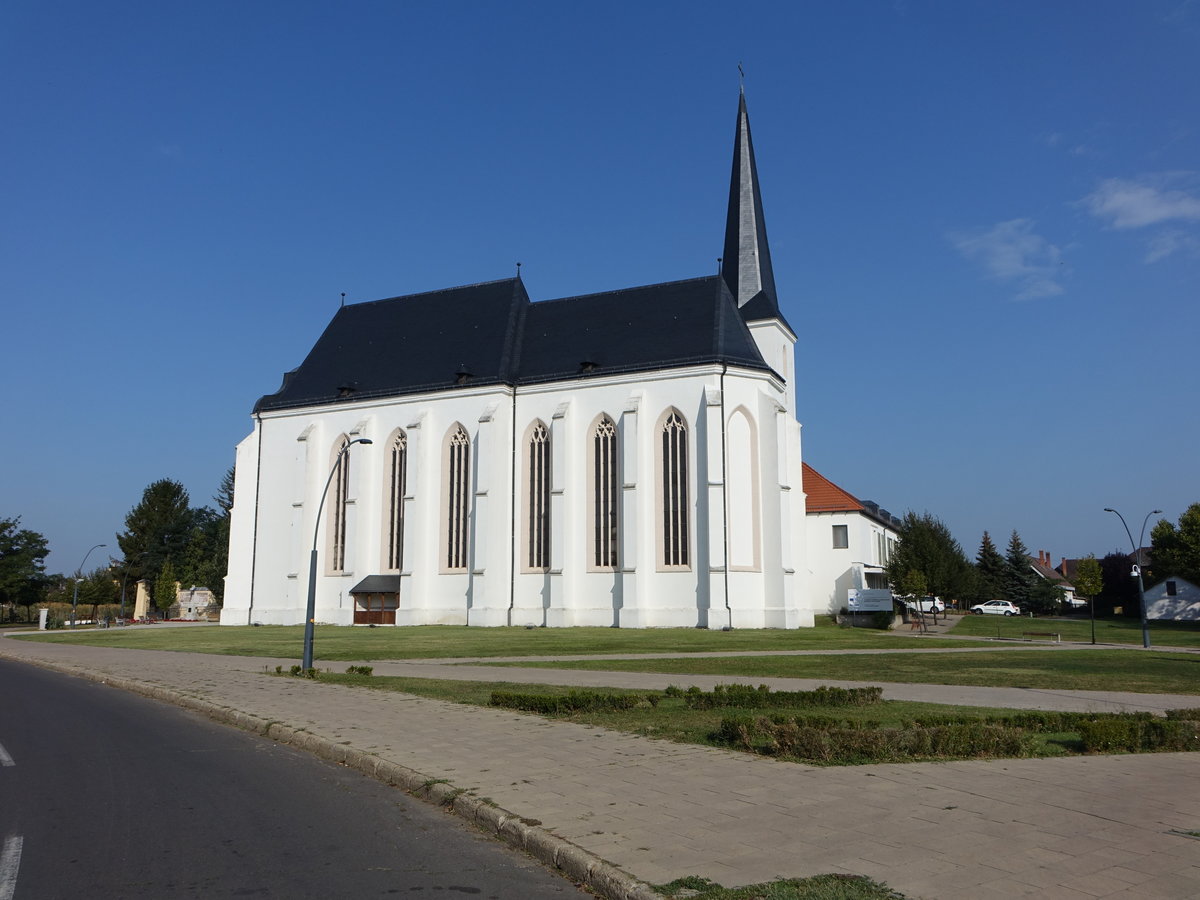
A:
721;89;781;320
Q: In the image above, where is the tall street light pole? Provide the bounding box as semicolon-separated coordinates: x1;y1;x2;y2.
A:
1104;508;1162;649
71;543;108;628
302;438;372;670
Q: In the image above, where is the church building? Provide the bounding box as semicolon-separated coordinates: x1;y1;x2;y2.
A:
222;91;838;629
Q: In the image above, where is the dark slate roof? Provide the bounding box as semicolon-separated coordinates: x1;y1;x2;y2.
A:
350;575;401;594
255;278;527;412
516;275;769;384
255;275;773;413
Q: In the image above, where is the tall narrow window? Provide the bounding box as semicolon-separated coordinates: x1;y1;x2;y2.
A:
386;430;407;571
832;524;848;549
592;416;619;568
661;410;689;567
330;437;350;572
445;425;470;571
527;422;551;570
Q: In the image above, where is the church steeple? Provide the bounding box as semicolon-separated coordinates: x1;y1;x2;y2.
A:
721;88;782;321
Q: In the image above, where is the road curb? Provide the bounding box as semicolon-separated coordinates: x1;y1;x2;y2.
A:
9;655;661;900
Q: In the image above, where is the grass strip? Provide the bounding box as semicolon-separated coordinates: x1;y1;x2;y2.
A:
654;874;906;899
483;648;1200;694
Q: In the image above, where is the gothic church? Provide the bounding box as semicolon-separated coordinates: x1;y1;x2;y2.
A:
222;91;863;629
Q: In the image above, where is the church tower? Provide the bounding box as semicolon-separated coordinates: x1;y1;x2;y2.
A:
722;88;798;417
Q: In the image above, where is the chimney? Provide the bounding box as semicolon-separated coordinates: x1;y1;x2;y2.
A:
1060;556;1068;576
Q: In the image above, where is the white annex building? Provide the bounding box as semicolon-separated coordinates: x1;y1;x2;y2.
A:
222;91;890;629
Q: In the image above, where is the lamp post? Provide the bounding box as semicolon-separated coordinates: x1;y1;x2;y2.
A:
1104;507;1162;649
71;543;108;628
302;438;372;670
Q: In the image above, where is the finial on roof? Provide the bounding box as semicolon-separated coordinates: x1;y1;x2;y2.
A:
340;291;346;308
738;62;745;94
516;261;522;278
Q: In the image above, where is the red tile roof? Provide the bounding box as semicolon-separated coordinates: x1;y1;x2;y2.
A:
802;463;865;512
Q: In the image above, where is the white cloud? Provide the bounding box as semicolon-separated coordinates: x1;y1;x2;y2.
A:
1145;229;1200;263
1083;173;1200;229
949;218;1066;301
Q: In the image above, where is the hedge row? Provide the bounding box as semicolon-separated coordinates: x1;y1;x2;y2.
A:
1166;708;1200;721
712;714;1037;764
1077;717;1200;753
489;690;654;714
667;683;884;710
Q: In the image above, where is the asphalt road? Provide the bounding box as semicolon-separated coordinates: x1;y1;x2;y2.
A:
0;659;587;899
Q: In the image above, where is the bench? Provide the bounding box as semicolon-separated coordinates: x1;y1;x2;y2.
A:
1022;631;1061;642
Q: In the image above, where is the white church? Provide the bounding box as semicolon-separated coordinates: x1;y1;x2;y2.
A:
221;91;900;630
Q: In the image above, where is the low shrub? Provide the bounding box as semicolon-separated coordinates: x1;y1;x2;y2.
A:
682;684;883;710
711;715;1037;763
1078;717;1200;753
345;665;374;676
1166;708;1200;720
490;689;652;714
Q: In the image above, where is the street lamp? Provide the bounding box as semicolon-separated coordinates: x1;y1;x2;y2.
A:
1104;507;1162;649
71;543;108;628
302;437;372;670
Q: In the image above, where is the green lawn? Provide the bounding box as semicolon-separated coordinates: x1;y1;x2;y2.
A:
950;614;1200;647
12;618;995;658
301;671;1094;760
481;648;1200;694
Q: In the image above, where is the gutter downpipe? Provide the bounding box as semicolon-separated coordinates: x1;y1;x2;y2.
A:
720;363;732;630
246;412;263;625
507;385;517;626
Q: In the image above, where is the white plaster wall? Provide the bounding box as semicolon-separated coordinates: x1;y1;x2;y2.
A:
1145;577;1200;621
804;510;897;615
223;360;810;629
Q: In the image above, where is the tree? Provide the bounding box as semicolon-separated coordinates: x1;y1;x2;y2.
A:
0;517;51;622
1150;503;1200;586
885;512;974;605
974;531;1007;604
1074;555;1103;643
1003;531;1035;609
1098;551;1140;617
154;560;178;615
1074;555;1103;603
116;480;195;589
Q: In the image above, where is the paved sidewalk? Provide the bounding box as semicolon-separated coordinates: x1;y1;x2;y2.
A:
3;636;1199;899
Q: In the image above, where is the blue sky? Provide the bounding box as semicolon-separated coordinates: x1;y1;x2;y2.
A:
3;1;1196;576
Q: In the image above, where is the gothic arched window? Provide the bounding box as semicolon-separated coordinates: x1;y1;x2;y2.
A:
444;424;470;572
590;416;619;569
385;429;407;572
329;435;351;572
660;410;689;568
526;422;551;570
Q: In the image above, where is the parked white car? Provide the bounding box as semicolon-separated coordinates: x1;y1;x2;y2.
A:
970;600;1021;616
906;597;945;613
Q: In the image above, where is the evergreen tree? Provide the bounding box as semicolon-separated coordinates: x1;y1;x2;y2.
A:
885;511;974;604
116;479;195;589
974;531;1007;603
1003;530;1035;608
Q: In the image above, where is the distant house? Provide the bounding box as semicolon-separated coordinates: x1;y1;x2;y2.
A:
1030;551;1077;608
802;463;901;614
1144;576;1200;621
